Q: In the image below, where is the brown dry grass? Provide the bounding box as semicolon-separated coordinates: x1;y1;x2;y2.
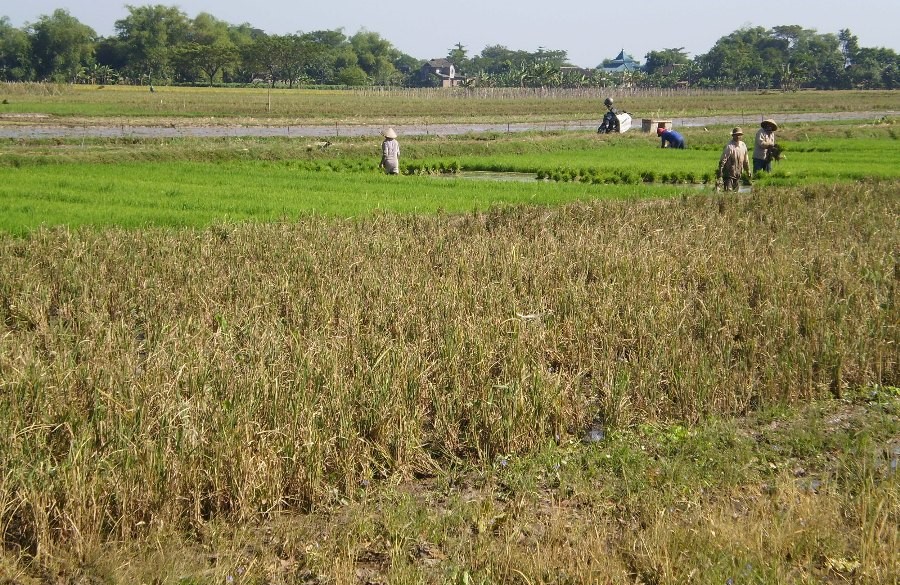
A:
1;180;897;583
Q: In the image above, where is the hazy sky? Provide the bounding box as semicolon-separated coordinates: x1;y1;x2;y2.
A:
4;0;898;67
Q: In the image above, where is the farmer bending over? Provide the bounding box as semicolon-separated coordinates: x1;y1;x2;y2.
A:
658;127;685;149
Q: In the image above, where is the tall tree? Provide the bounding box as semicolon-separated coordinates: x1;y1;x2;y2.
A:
174;42;237;85
839;29;859;68
280;34;323;87
447;42;470;74
470;45;534;76
695;25;868;89
172;13;238;84
115;4;190;84
847;46;898;89
28;9;96;82
95;36;129;74
189;12;231;46
241;34;287;85
531;47;568;67
300;29;357;85
350;30;400;85
696;26;788;88
0;17;32;80
224;23;265;83
783;29;843;89
643;48;690;75
242;34;320;87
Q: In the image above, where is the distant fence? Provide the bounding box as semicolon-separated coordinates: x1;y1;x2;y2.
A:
0;81;745;100
344;87;742;100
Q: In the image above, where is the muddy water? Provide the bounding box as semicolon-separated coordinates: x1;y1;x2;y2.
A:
0;111;894;140
438;171;542;182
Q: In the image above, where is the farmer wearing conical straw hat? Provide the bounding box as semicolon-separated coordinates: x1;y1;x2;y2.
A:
753;119;779;174
380;127;400;175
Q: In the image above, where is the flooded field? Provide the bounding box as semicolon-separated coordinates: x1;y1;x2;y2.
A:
439;170;543;182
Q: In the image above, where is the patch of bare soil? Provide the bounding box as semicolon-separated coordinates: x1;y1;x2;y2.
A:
0;111;896;139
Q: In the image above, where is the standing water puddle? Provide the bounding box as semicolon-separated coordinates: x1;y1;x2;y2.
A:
437;170;541;182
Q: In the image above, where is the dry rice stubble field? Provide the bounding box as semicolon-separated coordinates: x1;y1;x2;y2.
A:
1;177;898;583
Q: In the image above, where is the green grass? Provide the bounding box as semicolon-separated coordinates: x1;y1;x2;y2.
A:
2;121;898;233
0;158;691;233
425;121;900;181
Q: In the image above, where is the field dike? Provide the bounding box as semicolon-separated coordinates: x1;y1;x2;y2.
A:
1;181;898;583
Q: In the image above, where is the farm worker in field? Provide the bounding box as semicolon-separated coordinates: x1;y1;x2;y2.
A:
597;97;620;134
657;126;686;148
716;127;751;192
380;127;400;175
753;119;779;173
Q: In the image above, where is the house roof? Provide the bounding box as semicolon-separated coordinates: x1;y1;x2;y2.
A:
426;58;454;68
603;49;640;72
613;49;638;63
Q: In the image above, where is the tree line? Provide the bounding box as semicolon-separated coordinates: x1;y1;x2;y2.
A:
0;6;897;90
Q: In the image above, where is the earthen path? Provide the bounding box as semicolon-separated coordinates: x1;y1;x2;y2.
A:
0;111;895;139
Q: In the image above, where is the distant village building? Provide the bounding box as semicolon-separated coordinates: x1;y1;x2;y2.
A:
602;49;641;73
421;58;462;87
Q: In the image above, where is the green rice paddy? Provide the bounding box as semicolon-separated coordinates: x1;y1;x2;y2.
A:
1;120;898;234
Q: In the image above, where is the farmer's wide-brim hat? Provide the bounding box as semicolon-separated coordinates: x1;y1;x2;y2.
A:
761;119;779;131
382;128;397;138
731;127;744;136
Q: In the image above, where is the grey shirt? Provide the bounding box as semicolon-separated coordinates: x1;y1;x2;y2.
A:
719;140;750;179
381;138;400;174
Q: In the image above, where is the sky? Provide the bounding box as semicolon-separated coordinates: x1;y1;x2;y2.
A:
3;0;899;67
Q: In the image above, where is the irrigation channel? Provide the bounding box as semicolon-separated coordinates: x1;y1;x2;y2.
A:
0;110;895;140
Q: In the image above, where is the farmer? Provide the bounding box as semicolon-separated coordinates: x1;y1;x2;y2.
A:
716;127;751;192
752;119;779;173
380;127;400;175
657;126;686;149
597;97;620;134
